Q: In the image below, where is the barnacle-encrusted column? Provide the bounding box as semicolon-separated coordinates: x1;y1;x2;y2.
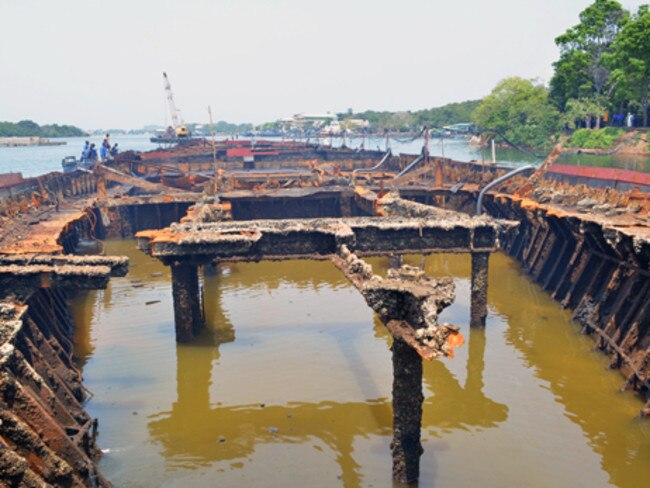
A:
470;252;489;327
332;245;460;484
391;337;424;482
171;260;203;342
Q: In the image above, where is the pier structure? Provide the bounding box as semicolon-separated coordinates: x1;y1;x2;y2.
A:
136;196;514;483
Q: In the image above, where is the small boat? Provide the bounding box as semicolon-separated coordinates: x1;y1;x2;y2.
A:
61;156;78;173
61;156;96;173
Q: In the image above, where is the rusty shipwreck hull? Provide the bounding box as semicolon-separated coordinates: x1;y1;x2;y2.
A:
467;191;650;407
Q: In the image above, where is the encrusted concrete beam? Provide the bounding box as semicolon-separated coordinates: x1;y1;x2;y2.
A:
0;254;128;277
331;245;462;360
470;252;489;327
0;264;114;296
136;213;511;263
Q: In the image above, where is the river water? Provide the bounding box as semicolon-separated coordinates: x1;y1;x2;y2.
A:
0;135;535;178
1;134;648;177
70;240;649;488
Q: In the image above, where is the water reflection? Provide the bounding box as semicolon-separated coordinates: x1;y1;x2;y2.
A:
74;242;650;487
487;255;650;488
147;272;507;487
423;327;508;432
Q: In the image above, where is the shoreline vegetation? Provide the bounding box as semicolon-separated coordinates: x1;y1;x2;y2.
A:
0;120;87;138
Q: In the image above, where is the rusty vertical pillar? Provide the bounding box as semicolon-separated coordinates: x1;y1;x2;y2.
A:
470;252;489;327
171;261;202;342
190;266;204;335
391;338;423;484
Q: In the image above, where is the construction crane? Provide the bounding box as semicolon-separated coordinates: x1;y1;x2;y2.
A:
162;72;190;138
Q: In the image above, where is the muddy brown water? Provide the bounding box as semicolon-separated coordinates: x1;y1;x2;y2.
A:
70;240;650;488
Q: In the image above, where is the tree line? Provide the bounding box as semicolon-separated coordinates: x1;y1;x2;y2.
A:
472;0;649;148
0;120;87;138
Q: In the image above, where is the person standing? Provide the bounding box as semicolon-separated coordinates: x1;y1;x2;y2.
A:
101;133;111;160
99;142;108;161
88;143;98;162
80;141;89;161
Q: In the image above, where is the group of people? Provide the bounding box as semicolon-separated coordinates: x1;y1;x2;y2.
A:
610;112;637;128
80;134;119;163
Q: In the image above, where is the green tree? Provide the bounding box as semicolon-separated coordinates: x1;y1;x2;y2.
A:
608;6;650;125
561;97;608;129
550;0;628;108
472;77;560;148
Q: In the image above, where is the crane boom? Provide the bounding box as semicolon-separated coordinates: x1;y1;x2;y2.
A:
162;72;189;138
163;72;183;128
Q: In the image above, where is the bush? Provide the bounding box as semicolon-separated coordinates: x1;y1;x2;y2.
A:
566;128;624;149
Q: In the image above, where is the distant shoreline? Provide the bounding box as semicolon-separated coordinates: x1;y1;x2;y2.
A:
0;137;66;147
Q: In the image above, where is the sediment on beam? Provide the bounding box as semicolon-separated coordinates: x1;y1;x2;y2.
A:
0;254;129;277
0;264;114;298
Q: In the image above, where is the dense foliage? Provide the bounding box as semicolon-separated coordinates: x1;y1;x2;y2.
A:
550;0;628;108
472;0;649;149
0;120;87;137
607;6;650;125
565;127;624;149
471;78;560;148
551;1;650;126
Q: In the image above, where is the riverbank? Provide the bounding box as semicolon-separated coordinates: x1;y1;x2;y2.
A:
562;129;650;156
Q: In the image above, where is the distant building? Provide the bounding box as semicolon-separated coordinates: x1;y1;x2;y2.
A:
442;123;476;134
277;112;367;135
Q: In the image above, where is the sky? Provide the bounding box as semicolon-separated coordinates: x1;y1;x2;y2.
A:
0;0;647;130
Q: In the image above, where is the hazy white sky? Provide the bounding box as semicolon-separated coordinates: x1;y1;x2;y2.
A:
0;0;646;129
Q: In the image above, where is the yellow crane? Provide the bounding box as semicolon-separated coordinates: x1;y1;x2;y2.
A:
163;72;190;138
